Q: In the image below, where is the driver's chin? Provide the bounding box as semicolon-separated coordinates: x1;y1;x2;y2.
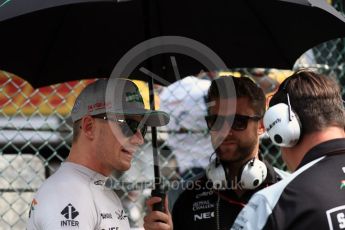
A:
116;166;130;172
115;160;132;172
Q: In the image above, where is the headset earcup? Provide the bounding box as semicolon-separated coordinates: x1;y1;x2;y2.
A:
239;159;268;190
206;159;227;190
264;103;301;147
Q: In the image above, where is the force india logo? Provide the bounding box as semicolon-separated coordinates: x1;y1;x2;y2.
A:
326;205;345;230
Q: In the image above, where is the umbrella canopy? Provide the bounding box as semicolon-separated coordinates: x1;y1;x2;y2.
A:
0;0;345;88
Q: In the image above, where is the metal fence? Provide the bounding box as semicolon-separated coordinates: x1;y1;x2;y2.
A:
1;2;345;229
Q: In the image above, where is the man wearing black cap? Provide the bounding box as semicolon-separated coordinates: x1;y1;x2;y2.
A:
27;78;169;230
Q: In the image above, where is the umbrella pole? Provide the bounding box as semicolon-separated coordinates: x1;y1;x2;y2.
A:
142;0;165;213
148;78;166;212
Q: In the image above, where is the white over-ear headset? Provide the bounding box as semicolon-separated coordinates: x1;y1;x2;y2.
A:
206;157;268;190
206;158;227;189
263;79;301;147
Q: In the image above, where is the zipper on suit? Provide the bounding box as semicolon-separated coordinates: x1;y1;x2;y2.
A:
216;194;220;230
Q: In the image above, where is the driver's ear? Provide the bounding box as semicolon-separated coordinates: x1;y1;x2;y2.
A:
257;119;265;135
80;116;96;140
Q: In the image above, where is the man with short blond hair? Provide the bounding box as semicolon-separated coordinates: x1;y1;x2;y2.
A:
27;78;169;230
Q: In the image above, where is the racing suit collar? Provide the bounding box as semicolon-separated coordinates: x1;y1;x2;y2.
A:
297;138;345;170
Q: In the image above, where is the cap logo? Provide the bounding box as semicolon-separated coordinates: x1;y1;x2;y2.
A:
88;102;112;112
126;92;142;103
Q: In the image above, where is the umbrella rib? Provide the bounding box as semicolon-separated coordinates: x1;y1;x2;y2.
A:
0;0;11;8
139;67;171;86
170;56;181;81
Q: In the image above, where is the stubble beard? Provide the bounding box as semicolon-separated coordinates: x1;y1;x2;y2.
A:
215;138;257;164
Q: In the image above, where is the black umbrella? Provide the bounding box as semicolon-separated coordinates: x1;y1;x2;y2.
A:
0;0;345;88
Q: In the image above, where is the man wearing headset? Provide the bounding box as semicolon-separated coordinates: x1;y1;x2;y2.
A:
232;70;345;230
144;76;287;230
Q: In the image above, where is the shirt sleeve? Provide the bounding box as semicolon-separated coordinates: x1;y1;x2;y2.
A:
231;194;274;230
26;193;97;230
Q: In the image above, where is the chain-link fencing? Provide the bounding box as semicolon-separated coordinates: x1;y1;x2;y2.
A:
1;1;345;228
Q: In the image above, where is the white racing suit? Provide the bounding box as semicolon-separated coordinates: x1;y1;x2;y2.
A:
27;162;130;230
